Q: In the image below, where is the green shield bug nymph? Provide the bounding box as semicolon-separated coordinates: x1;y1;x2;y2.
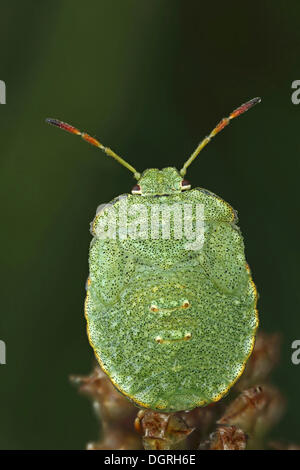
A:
47;98;260;412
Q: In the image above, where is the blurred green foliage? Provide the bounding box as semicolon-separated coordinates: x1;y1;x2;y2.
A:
1;0;300;449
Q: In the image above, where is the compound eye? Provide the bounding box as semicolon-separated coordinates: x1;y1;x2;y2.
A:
181;179;191;191
131;184;142;195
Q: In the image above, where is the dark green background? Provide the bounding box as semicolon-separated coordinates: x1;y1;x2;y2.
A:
1;0;299;449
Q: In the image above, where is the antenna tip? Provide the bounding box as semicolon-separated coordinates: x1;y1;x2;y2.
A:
45;118;81;135
46;118;61;127
250;97;261;104
230;97;261;119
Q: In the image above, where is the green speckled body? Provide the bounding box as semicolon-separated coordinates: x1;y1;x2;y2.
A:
85;168;258;412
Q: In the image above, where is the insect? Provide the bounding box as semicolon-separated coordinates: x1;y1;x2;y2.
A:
46;97;260;412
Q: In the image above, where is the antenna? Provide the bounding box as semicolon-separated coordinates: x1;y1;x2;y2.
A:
46;118;141;180
180;97;261;176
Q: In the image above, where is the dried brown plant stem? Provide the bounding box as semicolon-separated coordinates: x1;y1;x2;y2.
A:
72;331;295;450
